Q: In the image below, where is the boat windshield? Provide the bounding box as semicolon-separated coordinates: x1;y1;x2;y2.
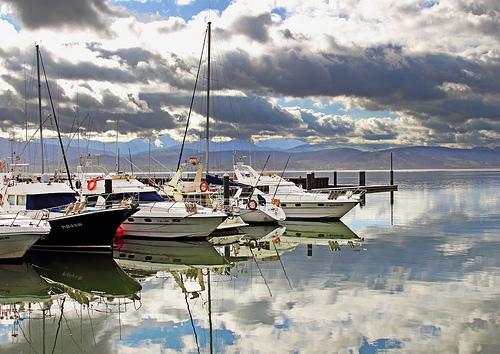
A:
111;191;164;202
26;193;78;210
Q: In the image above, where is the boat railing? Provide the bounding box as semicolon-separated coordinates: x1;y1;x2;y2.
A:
9;209;49;227
271;187;367;201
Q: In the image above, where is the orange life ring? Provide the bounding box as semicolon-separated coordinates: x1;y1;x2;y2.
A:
87;179;97;191
272;198;281;207
248;199;257;210
200;181;209;192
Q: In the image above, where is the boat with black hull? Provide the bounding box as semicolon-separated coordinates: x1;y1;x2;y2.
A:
1;178;138;251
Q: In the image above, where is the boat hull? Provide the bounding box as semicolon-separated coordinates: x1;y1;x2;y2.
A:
279;201;358;220
121;214;226;239
0;229;46;260
33;207;137;252
239;205;286;224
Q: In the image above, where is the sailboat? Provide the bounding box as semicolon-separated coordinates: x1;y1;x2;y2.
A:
0;45;138;251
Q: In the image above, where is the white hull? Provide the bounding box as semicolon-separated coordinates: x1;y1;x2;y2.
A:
278;201;358;220
122;214;225;238
0;229;45;259
239;205;286;224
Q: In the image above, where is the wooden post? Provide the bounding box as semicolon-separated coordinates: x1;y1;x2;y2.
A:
390;152;394;185
359;171;366;186
223;174;230;206
306;172;314;190
333;171;337;186
307;244;312;257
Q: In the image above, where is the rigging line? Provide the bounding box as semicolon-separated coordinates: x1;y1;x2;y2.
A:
51;298;65;354
61;311;86;353
17;114;52;160
184;293;201;354
39;50;74;189
272;155;291;201
247;154;270;200
272;241;293;290
177;26;208;171
16;315;39;354
249;247;272;297
87;307;96;346
65;113;90;154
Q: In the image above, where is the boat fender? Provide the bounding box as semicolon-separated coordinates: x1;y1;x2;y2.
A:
87;179;97;191
200;181;209;192
248;199;258;210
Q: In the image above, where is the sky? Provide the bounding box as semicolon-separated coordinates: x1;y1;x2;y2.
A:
0;0;499;149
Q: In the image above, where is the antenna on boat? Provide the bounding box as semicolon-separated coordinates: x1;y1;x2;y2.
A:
205;21;211;176
271;155;291;201
39;47;74;189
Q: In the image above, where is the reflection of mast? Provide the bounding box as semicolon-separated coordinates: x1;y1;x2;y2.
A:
208;269;213;354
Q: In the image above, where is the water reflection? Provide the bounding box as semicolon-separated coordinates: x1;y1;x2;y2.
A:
0;252;141;353
0;171;498;352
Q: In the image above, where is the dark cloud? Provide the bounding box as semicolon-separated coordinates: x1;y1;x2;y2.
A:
4;0;121;33
231;13;273;43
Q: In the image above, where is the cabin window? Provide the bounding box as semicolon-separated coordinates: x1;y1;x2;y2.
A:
144;218;152;223
26;193;77;210
295;203;302;207
281;203;287;207
7;195;16;205
127;218;135;222
127;254;135;259
260;186;270;193
16;195;26;205
145;256;152;261
173;219;181;223
318;203;324;206
119;253;126;257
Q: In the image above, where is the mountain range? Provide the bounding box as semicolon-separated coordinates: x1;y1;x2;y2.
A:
1;137;499;172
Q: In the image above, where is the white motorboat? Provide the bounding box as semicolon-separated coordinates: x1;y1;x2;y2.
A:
233;163;365;220
79;172;227;238
0;212;50;260
234;188;286;224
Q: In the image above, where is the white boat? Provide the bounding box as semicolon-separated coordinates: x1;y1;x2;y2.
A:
233;163;365;220
79;172;227;239
234;188;286;224
0;212;50;260
164;162;282;225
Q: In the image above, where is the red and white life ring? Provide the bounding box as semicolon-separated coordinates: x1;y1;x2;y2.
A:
87;179;97;191
248;199;258;210
199;181;209;192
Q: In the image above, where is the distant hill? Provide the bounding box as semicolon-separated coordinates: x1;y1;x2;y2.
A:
1;136;498;172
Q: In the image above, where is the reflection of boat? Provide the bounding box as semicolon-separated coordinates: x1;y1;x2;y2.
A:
0;212;50;260
113;239;229;275
0;262;51;305
281;221;360;241
280;221;363;253
27;251;141;301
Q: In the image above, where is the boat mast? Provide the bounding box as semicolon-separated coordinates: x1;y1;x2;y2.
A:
39;48;74;189
205;21;211;176
36;44;44;174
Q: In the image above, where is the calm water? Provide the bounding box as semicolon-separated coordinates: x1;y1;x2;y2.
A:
0;170;499;353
